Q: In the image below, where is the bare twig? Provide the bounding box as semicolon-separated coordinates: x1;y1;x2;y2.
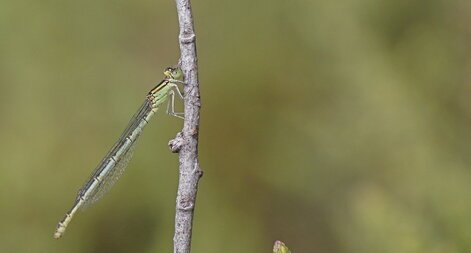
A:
171;0;202;253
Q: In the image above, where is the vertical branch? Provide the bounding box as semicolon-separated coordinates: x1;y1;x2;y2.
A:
171;0;202;253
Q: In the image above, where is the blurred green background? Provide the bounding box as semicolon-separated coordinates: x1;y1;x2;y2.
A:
1;0;471;252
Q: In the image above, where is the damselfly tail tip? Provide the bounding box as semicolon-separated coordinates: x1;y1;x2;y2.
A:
53;224;65;239
53;232;62;239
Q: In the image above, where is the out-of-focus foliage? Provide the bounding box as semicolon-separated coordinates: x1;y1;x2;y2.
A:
274;241;292;253
0;0;470;252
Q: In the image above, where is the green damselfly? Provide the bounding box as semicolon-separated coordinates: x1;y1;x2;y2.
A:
53;67;184;239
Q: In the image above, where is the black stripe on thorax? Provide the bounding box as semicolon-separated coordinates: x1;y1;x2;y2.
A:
149;79;169;95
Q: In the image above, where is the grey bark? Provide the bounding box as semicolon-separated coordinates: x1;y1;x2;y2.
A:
169;0;202;253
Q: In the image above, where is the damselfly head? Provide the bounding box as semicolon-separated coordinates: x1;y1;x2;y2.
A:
164;67;183;81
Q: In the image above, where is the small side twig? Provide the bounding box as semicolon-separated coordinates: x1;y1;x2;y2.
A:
171;0;202;253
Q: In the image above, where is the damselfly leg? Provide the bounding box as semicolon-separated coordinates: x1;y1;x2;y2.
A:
166;83;185;119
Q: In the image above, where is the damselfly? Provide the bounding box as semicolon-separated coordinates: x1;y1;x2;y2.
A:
53;67;184;239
